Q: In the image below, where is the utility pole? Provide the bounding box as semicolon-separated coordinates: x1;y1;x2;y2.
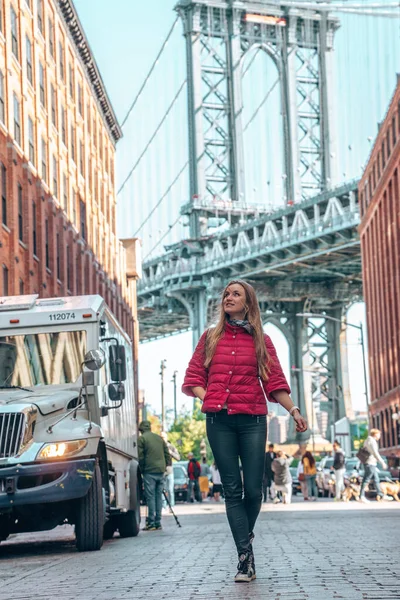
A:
160;359;167;431
171;370;178;423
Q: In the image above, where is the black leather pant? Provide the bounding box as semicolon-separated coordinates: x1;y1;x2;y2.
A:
206;410;267;555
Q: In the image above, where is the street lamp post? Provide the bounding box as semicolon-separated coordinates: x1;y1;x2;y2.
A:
171;370;178;423
296;312;369;407
160;359;167;431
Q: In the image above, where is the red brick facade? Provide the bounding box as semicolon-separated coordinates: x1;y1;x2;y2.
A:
0;129;134;338
359;80;400;458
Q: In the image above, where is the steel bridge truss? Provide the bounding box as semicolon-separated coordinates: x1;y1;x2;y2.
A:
177;0;340;237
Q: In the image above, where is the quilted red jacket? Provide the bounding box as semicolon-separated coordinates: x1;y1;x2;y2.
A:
182;322;290;415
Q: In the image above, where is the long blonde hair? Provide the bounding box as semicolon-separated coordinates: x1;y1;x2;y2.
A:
204;280;271;380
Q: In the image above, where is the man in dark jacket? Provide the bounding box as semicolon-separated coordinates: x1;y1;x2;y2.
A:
263;444;276;502
187;452;202;503
138;421;171;530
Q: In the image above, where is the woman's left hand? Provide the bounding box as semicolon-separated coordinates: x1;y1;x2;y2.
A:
293;411;308;432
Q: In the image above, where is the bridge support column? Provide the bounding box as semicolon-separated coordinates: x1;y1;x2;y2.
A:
288;310;310;443
190;289;207;348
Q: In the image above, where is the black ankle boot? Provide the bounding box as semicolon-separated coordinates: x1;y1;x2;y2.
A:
234;551;256;583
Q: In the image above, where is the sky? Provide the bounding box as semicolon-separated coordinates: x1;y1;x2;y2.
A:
73;1;397;423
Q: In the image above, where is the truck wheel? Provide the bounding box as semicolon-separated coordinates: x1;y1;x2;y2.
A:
75;464;104;551
118;479;141;538
0;517;9;542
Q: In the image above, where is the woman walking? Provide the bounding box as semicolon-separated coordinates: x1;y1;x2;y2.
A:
199;457;211;500
210;462;222;502
302;451;318;501
182;280;307;583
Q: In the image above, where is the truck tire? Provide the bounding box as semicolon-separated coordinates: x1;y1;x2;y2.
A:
75;464;104;551
118;479;141;538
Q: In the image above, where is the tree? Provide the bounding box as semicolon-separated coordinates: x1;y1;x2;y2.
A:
168;400;212;460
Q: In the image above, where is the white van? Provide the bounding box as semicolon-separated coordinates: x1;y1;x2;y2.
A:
0;294;140;551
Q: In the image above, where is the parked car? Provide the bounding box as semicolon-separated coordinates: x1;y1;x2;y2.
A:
289;467;302;495
173;465;189;502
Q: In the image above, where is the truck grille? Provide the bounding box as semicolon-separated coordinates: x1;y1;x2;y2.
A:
0;413;25;458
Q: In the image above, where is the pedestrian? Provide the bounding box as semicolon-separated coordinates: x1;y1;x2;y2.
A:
297;457;309;501
199;456;211;500
138;420;171;531
187;452;202;502
302;451;318;501
359;429;391;503
161;431;180;508
272;450;297;504
263;443;276;502
210;462;222;501
182;279;307;582
331;440;346;502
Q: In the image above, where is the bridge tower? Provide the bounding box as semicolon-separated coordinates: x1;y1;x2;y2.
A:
176;0;340;237
156;1;349;441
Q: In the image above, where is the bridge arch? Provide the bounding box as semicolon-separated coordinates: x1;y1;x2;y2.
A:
240;44;285;209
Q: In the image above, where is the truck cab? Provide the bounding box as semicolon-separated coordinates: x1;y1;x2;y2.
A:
0;294;141;551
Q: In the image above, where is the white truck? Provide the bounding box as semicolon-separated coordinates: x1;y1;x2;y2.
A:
0;294;141;551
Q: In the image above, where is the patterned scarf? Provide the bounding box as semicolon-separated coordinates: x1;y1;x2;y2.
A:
227;317;254;335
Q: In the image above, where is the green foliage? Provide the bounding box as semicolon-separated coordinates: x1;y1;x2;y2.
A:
168;399;212;460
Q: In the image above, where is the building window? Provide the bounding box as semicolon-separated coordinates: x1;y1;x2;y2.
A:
28;117;35;164
51;84;57;127
11;6;19;61
0;71;4;124
19;279;24;295
37;0;44;35
52;156;58;197
78;83;83;116
80;200;86;241
88;158;92;191
386;130;391;158
105;146;109;173
63;173;68;210
61;106;66;145
66;245;71;290
381;142;385;168
59;41;64;80
39;62;46;107
13;94;21;146
32;201;37;255
45;219;49;269
393;116;397;146
41;137;47;183
1;163;6;226
17;184;23;241
56;233;60;279
26;0;31;11
0;2;3;33
87;103;91;134
48;17;54;57
79;140;84;176
2;265;8;296
70;125;75;162
26;36;33;84
69;63;74;99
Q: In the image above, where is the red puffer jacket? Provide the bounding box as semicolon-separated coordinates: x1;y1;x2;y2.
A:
182;322;290;415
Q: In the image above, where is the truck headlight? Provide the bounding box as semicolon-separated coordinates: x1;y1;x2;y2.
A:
37;440;88;459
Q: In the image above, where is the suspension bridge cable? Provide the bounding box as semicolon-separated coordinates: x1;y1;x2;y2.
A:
132;161;189;237
117;79;187;196
120;16;180;129
143;214;182;261
243;78;280;133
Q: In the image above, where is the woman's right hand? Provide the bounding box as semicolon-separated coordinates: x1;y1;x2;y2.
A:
293;411;308;433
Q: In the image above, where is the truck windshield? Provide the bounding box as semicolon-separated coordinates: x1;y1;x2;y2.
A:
0;331;87;387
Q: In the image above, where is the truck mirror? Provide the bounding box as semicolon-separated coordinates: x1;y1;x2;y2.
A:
84;349;106;371
109;345;127;382
108;382;125;402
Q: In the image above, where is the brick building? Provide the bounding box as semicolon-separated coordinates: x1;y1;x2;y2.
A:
359;77;400;459
0;0;138;338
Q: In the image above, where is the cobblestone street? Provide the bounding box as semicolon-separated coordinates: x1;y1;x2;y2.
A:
0;500;399;600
